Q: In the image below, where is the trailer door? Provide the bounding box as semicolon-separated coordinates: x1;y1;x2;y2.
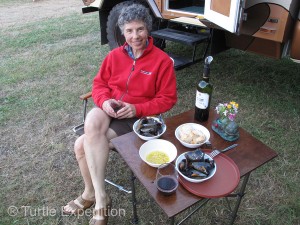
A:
204;0;244;33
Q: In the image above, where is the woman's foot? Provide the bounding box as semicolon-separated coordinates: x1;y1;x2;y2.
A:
63;195;95;215
89;196;111;225
82;0;95;6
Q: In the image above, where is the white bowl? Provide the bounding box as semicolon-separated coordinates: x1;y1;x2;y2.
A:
133;117;166;141
175;152;217;183
175;123;210;148
139;139;177;168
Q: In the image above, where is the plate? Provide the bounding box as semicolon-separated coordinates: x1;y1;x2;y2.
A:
178;150;240;198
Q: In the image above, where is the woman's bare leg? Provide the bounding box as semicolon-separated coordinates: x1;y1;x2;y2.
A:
64;108;118;215
83;108;115;213
63;135;96;213
75;135;95;199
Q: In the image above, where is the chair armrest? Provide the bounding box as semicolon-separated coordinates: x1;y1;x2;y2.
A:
73;91;92;135
80;91;92;100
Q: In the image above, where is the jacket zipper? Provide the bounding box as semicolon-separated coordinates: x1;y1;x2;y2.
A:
120;59;136;101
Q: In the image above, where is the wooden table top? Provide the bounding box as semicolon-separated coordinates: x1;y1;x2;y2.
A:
111;109;278;218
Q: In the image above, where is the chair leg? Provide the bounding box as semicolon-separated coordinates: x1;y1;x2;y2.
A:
73;123;85;136
105;179;132;194
72;98;88;135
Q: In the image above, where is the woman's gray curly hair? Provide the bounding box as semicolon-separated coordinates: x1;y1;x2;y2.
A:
118;3;152;34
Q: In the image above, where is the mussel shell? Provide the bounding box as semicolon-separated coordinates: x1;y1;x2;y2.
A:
190;162;213;175
183;169;208;179
140;124;160;133
178;159;188;171
137;117;163;136
140;132;156;137
184;149;205;162
145;118;158;125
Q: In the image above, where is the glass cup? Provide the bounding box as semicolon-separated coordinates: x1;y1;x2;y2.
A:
156;163;179;195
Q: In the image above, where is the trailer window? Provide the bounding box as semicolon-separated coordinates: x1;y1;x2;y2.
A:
167;0;205;14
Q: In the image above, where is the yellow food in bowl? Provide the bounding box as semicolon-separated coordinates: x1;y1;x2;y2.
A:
146;151;169;164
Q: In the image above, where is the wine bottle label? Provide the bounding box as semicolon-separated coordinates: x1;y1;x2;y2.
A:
195;91;209;109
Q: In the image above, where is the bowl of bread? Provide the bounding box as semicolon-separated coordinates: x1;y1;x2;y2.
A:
175;123;210;148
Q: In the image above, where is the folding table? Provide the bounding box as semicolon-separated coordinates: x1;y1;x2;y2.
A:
111;109;278;224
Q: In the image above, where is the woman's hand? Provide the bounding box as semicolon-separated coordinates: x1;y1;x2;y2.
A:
102;99;119;117
102;99;136;119
115;101;136;119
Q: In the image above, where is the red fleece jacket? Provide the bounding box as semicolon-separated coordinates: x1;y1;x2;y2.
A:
92;37;177;117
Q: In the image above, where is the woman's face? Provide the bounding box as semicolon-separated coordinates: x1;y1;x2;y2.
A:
123;20;148;55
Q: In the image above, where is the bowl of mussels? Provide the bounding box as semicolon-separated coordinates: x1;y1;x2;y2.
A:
133;116;166;141
175;148;216;183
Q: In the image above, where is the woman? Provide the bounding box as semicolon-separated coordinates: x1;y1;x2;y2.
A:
63;3;177;225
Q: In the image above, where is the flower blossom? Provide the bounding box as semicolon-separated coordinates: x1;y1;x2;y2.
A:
215;101;239;121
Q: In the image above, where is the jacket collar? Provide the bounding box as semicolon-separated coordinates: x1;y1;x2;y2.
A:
122;36;154;59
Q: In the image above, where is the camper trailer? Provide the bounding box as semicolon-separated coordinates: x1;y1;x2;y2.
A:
82;0;300;68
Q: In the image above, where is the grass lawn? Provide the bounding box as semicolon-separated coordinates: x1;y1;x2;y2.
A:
0;1;300;224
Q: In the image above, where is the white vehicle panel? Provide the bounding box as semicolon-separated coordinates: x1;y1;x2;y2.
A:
204;0;242;33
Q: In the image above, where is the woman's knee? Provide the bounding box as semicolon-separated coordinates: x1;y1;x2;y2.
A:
74;136;85;160
84;108;110;135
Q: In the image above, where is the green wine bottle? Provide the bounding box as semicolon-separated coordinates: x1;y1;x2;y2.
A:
194;56;213;122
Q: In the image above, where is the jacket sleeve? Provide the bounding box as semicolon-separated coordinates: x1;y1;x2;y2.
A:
134;58;177;117
92;55;112;108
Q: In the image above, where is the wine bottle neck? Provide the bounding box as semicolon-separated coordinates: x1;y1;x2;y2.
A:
203;64;210;80
202;75;209;81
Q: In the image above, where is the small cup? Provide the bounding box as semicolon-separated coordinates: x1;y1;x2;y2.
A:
156;163;179;195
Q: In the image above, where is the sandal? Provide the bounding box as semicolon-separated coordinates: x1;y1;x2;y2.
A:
63;195;95;215
89;197;112;225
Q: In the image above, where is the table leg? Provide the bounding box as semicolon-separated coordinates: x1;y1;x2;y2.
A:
131;171;139;224
168;173;249;225
176;198;210;225
169;216;175;225
228;172;251;225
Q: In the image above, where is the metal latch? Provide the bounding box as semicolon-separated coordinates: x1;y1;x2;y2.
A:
268;18;279;23
242;13;248;21
240;0;246;8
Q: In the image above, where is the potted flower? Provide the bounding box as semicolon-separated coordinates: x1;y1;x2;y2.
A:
215;101;239;121
212;101;239;141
